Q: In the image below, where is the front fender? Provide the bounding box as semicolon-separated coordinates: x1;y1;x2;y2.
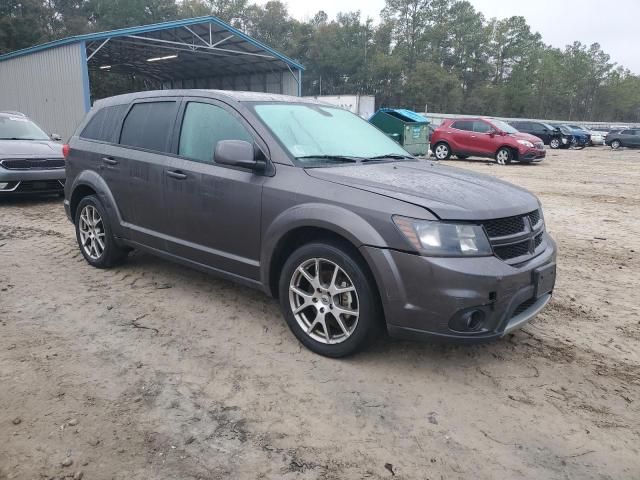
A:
70;171;124;238
260;203;387;292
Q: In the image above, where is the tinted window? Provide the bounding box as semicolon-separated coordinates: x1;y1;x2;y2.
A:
452;120;473;131
80;105;127;142
621;130;633;135
473;121;492;133
119;101;177;152
530;123;546;133
178;102;253;163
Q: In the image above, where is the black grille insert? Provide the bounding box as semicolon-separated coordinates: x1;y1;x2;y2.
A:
0;158;65;170
512;298;536;317
494;241;530;260
528;210;541;227
482;215;526;237
15;180;64;192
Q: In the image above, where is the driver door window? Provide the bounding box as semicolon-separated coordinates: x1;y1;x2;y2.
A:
178;102;252;163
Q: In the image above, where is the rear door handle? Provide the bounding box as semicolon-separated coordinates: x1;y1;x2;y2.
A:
102;157;118;165
166;170;187;180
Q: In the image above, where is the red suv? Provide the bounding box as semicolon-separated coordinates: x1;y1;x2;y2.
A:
431;118;546;165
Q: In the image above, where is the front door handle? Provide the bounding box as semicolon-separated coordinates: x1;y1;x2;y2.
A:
102;157;118;165
166;170;187;180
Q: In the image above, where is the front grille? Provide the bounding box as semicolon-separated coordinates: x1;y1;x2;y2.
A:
0;158;65;170
534;233;543;249
512;298;536;317
494;241;530;260
528;210;540;227
482;215;525;237
480;210;545;265
15;180;64;192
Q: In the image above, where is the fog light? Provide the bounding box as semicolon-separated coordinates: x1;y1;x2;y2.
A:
449;308;487;333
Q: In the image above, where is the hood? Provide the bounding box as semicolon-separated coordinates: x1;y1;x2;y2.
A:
0;140;63;158
512;132;543;143
305;161;539;220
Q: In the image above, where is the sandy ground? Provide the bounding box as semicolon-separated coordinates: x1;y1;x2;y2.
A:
1;146;639;480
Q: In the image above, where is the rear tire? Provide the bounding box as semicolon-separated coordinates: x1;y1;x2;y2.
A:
496;147;512;165
278;241;381;357
549;138;560;149
74;195;128;268
433;142;451;160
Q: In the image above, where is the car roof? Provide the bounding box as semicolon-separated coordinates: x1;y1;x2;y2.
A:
93;89;324;109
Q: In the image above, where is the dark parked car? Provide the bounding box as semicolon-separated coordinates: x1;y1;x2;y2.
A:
431;118;546;164
64;90;556;357
605;128;640;149
549;124;590;149
0;111;65;195
508;121;565;149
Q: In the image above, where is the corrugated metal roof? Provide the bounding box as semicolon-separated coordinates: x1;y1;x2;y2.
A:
0;16;304;71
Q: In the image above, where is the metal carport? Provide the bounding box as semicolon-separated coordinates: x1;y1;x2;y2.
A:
0;16;304;140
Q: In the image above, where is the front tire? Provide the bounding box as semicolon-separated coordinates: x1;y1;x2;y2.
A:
433;142;451;160
278;242;381;357
496;147;512;165
74;195;128;268
549;138;560;149
611;139;621;150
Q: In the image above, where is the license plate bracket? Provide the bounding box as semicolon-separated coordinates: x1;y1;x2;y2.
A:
534;263;556;298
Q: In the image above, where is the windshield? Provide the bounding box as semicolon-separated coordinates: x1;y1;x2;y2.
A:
251;103;410;166
491;119;518;134
0;115;50;140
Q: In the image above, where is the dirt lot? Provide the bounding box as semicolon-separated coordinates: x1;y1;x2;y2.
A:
1;146;639;480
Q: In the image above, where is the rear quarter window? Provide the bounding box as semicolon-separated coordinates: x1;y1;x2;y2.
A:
80;104;127;142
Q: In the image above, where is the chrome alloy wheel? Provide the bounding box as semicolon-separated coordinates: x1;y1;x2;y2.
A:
289;258;359;345
434;144;449;160
496;149;510;165
78;205;105;260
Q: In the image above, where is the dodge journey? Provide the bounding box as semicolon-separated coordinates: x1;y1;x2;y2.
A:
64;90;557;357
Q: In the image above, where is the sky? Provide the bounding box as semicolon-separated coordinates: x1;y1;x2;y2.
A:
254;0;640;73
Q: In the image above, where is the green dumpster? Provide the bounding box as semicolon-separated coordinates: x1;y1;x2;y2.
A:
369;108;430;156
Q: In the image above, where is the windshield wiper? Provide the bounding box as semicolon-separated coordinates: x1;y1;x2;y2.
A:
296;155;362;163
362;153;414;162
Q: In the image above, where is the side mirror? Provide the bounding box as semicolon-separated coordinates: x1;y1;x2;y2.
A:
51;133;62;141
488;130;496;137
214;140;264;171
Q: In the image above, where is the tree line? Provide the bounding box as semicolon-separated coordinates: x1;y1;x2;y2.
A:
2;0;640;122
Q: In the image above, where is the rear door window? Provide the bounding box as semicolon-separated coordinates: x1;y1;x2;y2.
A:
80;105;127;142
178;102;252;164
451;120;473;131
119;101;178;153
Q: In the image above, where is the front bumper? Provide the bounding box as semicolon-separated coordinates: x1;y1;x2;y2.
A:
0;168;65;194
361;235;557;342
519;147;546;162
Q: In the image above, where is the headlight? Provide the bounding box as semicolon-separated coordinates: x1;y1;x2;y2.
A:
393;216;493;257
517;140;534;148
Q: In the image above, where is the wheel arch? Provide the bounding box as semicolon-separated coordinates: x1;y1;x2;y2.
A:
496;144;519;160
69;171;124;237
262;204;386;299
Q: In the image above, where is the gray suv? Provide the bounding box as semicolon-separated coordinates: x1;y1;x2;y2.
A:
64;90;557;357
0;111;65;195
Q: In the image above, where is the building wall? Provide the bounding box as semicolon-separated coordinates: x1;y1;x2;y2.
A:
0;43;88;140
162;69;300;96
